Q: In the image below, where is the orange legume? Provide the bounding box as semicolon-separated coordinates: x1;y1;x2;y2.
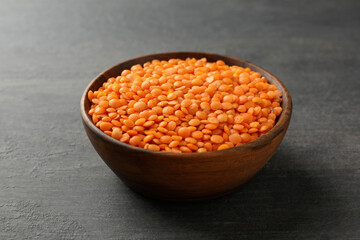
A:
124;119;134;128
211;135;224;144
133;102;147;112
99;122;113;131
198;148;207;153
111;128;122;140
229;133;242;145
160;135;172;144
148;144;160;151
143;134;154;143
88;58;282;153
241;133;251;143
169;140;180;148
189;119;201;126
191;131;203;139
178;127;191;138
217;144;230;151
120;133;130;142
129;136;141;146
135;118;146;126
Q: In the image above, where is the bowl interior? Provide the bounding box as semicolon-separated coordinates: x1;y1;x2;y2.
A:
81;52;292;156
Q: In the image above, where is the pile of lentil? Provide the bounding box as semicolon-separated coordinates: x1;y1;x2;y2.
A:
88;58;283;153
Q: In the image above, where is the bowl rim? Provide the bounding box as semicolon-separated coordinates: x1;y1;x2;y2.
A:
80;51;292;157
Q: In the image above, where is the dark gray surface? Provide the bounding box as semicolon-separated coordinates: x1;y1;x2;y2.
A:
1;0;359;239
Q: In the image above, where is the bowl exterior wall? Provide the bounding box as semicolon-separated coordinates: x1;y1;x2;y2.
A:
82;118;289;201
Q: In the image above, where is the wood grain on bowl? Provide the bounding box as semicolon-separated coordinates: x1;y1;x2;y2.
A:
80;52;292;201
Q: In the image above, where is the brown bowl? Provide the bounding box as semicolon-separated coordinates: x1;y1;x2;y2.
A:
80;52;292;201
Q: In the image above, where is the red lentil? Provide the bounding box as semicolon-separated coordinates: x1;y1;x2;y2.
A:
88;58;282;153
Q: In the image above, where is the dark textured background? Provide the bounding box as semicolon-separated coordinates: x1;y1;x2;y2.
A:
1;0;359;239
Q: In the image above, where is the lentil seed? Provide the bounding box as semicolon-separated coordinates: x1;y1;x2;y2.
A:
88;58;283;152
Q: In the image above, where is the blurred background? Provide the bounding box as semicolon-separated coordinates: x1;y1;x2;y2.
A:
1;0;359;239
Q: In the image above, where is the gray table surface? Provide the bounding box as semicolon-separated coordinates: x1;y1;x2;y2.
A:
1;0;359;239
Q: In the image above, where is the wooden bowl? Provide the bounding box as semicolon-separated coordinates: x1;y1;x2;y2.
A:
80;52;292;201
